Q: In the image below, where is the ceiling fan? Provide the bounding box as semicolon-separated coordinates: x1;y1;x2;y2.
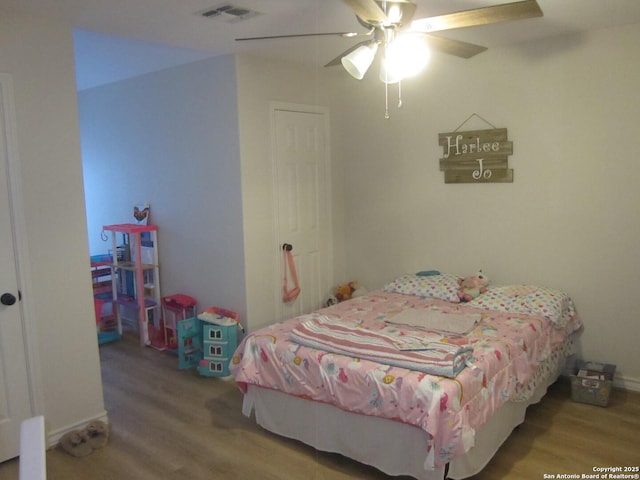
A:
237;0;543;116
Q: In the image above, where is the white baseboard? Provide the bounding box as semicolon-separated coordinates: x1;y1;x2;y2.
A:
614;375;640;392
45;410;109;448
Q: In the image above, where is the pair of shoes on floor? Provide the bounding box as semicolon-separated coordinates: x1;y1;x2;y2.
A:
59;420;109;457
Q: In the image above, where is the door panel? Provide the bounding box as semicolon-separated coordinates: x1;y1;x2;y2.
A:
0;77;33;462
274;107;331;321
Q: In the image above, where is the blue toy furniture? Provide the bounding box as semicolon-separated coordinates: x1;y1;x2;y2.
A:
176;317;203;369
171;305;241;375
196;306;240;377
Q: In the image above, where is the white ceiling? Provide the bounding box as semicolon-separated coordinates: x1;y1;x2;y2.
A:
4;0;640;90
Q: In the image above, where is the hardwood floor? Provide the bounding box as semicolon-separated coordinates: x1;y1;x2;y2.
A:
1;334;638;479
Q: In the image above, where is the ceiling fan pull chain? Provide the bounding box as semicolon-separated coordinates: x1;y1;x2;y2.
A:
397;81;403;109
384;80;390;119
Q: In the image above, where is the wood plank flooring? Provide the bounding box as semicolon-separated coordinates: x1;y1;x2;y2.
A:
1;333;638;479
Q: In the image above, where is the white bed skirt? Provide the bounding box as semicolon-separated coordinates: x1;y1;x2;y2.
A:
242;371;557;480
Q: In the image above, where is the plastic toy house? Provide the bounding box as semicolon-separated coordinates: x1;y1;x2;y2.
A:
160;294;197;351
197;307;240;377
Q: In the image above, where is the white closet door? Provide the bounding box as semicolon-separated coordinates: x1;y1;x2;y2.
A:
0;76;34;462
273;106;332;320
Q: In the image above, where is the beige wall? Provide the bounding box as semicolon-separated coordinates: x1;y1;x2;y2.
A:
235;55;346;332
81;53;342;335
80;55;247;324
0;10;106;437
331;24;640;389
79;52;347;337
10;8;637;406
1;3;635;460
232;24;640;388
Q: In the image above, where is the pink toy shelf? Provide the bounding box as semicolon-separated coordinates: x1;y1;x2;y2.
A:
102;223;160;347
103;223;158;234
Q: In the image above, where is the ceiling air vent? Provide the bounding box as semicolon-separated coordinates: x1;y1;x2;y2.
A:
198;4;261;23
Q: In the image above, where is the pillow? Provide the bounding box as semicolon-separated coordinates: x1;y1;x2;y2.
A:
466;284;577;326
383;273;462;303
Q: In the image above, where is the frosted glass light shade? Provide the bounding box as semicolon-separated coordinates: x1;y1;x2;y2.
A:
341;43;379;80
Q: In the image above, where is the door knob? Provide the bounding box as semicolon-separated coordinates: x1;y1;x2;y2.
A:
1;293;17;306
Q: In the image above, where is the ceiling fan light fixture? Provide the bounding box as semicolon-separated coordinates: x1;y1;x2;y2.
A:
379;59;403;84
341;42;379;80
381;33;430;83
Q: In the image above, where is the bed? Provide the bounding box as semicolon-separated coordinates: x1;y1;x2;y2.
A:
230;273;582;479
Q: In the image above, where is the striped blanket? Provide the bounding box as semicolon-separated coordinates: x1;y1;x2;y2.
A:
289;315;473;378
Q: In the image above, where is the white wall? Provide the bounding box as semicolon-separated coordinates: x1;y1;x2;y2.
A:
331;24;640;388
80;56;247;323
76;19;640;389
234;55;345;331
81;53;344;335
0;10;106;435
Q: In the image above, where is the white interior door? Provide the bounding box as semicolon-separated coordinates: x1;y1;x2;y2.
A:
273;105;332;320
0;76;34;462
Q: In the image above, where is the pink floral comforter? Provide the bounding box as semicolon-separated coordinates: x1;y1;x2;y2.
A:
230;291;581;468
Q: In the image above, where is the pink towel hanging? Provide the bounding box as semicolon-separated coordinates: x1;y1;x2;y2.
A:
282;244;300;303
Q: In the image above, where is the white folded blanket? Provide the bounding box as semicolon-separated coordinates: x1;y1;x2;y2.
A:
386;308;481;335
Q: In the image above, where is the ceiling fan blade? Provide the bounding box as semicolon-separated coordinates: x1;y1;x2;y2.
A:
236;31;359;41
424;34;487;59
399;2;418;25
411;0;543;34
324;40;372;67
342;0;388;24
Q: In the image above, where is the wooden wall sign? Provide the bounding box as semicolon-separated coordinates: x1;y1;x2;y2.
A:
438;128;513;183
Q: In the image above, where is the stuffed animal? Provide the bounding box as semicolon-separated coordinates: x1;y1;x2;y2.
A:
334;281;359;302
458;271;489;302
